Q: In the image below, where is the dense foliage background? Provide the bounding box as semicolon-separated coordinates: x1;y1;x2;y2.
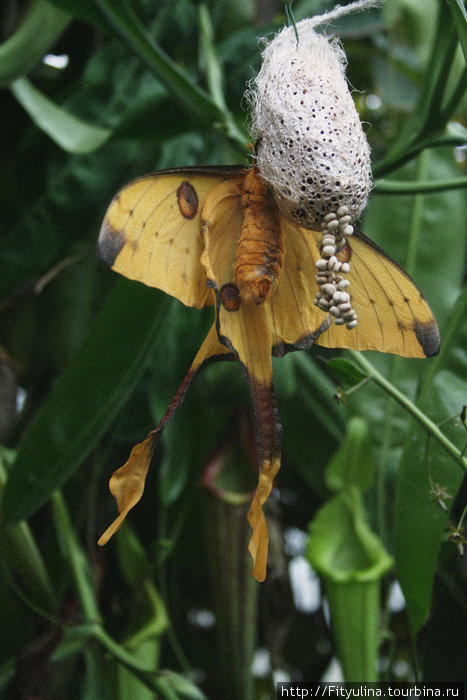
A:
0;0;466;697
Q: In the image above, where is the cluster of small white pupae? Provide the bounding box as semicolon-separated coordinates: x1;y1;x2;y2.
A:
314;205;358;330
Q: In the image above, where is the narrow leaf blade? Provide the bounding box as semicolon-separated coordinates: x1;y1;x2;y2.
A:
11;77;111;154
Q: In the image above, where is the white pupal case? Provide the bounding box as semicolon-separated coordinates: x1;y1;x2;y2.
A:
251;1;376;230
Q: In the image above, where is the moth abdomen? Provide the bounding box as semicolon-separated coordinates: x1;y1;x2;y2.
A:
234;167;284;304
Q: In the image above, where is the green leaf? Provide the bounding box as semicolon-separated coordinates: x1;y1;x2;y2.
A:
145;303;225;507
10;77;111;154
355;146;466;414
2;281;170;524
0;658;16;690
51;491;101;622
0;0;71;87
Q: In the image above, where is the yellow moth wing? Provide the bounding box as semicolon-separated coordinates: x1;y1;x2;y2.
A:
287;221;440;358
268;222;330;352
98;166;246;308
199;174;245;289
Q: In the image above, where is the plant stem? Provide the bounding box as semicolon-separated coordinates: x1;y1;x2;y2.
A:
93;626;180;698
0;0;71;87
405;150;429;277
198;4;248;147
198;4;227;111
95;0;247;149
51;491;102;623
374;149;430;545
51;492;184;694
446;0;467;63
0;456;56;613
348;352;467;473
95;0;218;121
373;176;467;195
372;3;465;178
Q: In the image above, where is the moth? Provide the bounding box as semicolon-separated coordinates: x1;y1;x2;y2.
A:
97;163;440;581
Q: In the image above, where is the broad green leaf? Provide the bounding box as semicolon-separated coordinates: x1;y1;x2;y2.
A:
11;58;198;155
2;280;170;524
144;302;228;506
382;0;438;69
10;77;111;154
375;2;465;175
365;151;465;323
0;0;71;87
113;93;198;141
0;142;140;302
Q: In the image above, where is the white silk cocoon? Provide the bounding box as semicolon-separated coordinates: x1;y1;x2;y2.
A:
251;19;372;228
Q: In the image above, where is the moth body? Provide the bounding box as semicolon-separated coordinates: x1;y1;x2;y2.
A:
234;167;284;305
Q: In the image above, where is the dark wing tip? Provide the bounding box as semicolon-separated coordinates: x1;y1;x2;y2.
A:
97;220;125;268
415;319;441;357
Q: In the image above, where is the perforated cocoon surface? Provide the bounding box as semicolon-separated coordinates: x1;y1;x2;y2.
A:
251;19;372;228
